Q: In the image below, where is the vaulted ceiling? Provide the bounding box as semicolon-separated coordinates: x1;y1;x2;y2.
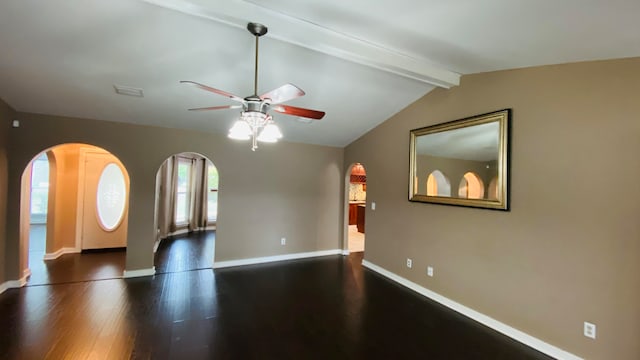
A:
1;0;638;147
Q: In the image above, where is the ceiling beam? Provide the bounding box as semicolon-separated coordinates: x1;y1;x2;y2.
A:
140;0;460;88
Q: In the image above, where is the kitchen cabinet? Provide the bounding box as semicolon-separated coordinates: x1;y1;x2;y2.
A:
356;205;365;233
348;204;358;225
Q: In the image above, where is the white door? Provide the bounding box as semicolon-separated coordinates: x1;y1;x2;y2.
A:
81;152;129;250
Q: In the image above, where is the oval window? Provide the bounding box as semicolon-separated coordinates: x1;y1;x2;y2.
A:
96;163;127;231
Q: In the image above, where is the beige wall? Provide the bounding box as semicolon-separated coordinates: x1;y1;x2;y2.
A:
49;146;80;251
0;98;14;284
345;57;640;359
56;146;80;249
18;164;31;275
3;113;343;279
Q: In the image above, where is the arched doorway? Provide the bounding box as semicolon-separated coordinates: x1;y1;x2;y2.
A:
345;163;366;254
19;143;130;285
26;153;49;275
487;176;499;200
426;170;451;197
153;152;219;273
458;171;485;199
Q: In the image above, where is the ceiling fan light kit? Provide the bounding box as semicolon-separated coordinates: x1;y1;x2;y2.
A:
182;22;325;151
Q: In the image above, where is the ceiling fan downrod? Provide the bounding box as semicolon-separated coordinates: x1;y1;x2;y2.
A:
247;22;268;96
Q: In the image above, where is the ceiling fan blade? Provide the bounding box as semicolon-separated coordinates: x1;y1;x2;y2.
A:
260;83;305;104
180;80;244;102
272;104;325;120
188;105;243;111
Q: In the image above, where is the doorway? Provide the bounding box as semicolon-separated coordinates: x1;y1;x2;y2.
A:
346;163;366;253
27;153;49;272
153;152;219;273
19;144;130;285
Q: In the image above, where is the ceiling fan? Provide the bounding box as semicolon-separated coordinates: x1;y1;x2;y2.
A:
181;22;325;151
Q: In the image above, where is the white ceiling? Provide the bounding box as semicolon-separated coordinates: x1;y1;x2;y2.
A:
1;0;639;147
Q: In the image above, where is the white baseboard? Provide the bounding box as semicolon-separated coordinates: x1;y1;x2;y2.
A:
0;281;20;295
213;249;342;269
43;247;81;260
163;226;216;242
123;267;156;278
362;260;582;360
342;249;350;255
0;271;31;295
169;228;191;236
19;271;29;286
155;226;216;253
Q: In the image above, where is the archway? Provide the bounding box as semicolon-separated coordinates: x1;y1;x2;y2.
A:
344;163;367;254
153;152;219;273
19;143;130;285
426;170;451;197
458;172;485;199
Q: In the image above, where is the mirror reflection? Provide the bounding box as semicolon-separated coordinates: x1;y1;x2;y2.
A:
409;109;510;210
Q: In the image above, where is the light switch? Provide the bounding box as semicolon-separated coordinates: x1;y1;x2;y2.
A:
12;120;20;128
371;202;376;210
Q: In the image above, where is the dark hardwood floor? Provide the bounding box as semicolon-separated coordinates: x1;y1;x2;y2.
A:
25;228;215;286
1;247;553;360
153;230;215;274
27;225;126;286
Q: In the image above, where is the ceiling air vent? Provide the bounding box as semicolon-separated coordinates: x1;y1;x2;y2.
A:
114;84;144;97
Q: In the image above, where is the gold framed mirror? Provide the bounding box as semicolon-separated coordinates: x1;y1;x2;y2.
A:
409;109;511;210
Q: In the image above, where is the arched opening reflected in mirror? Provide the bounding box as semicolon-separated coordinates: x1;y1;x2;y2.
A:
487;176;498;200
458;172;485;199
426;170;451;197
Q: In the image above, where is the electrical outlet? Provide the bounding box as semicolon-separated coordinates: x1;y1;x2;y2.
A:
406;258;412;268
371;202;376;210
280;237;286;246
584;322;596;339
427;266;434;277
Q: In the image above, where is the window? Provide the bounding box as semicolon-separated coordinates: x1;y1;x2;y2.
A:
207;164;219;221
96;163;127;231
30;153;49;222
175;158;192;224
